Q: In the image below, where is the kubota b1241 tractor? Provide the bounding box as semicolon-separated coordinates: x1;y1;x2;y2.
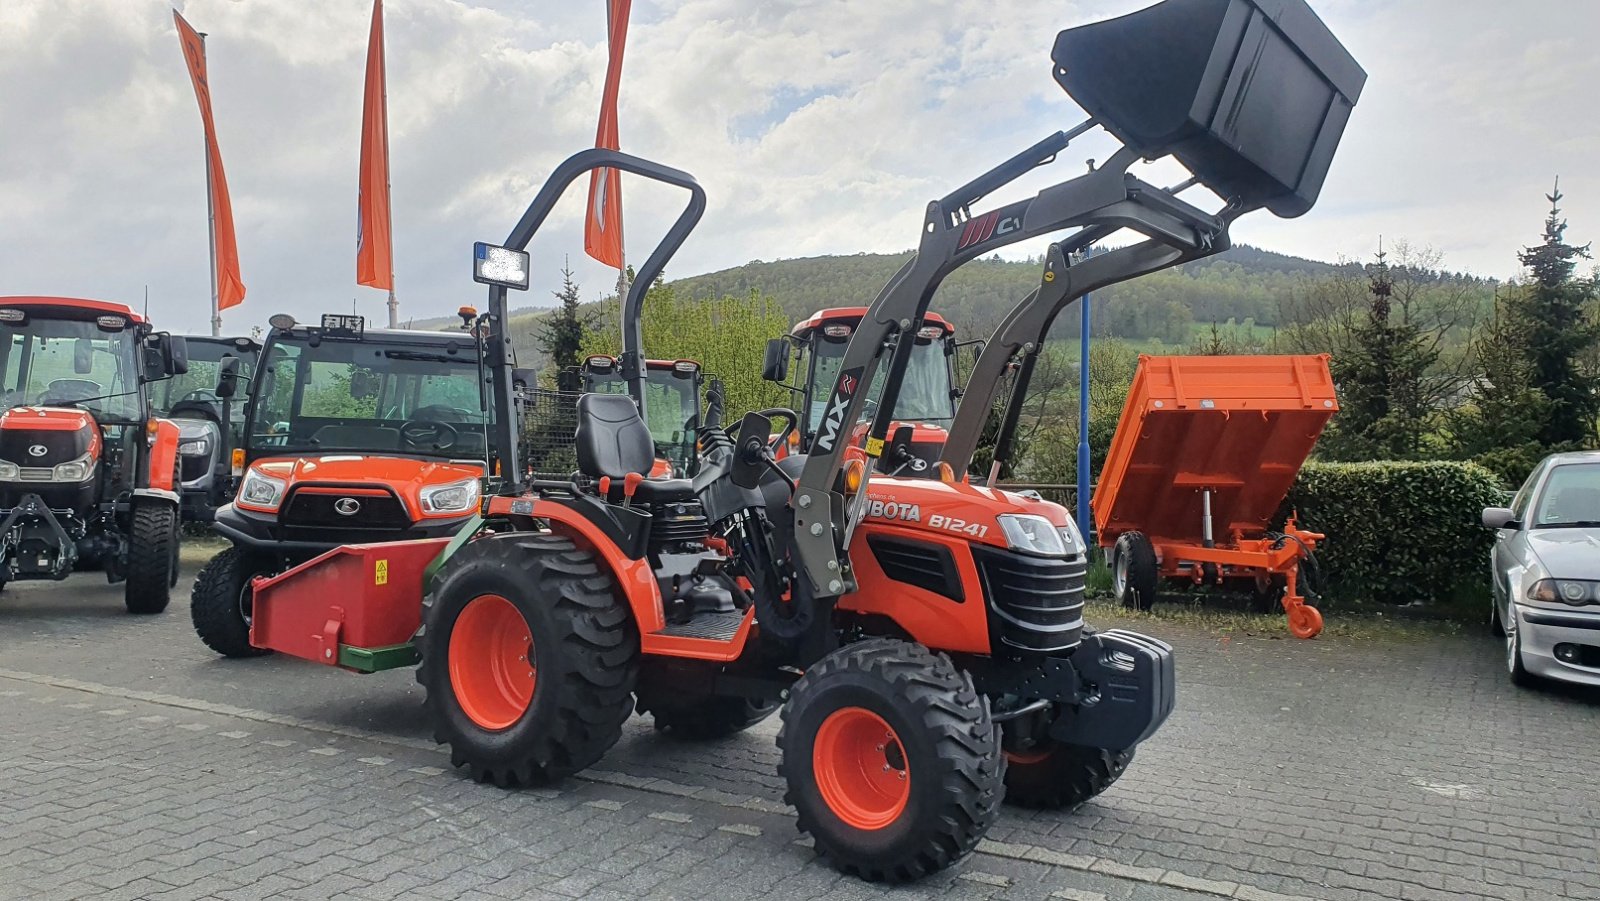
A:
0;296;191;612
219;0;1363;882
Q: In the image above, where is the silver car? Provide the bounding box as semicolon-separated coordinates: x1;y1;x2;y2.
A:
1483;451;1600;687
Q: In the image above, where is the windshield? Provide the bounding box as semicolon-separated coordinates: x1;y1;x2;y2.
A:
153;340;257;417
0;317;142;422
1532;463;1600;527
249;335;489;459
587;368;700;465
806;334;955;435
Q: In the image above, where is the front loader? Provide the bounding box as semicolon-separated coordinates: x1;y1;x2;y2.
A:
230;0;1363;883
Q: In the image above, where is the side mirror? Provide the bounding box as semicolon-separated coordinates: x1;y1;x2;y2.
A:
142;334;168;381
350;370;377;400
215;356;241;400
166;335;189;375
1482;506;1519;530
762;338;789;382
730;411;773;489
73;338;94;374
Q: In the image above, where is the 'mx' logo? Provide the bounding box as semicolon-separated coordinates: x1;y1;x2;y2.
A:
815;367;864;454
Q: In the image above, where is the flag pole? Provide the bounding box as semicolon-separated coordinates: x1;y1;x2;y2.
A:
200;32;220;337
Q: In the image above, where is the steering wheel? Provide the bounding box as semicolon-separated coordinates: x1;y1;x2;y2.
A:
727;408;799;454
180;389;221;404
401;420;459;450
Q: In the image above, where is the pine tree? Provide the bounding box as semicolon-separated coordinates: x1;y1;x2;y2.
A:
533;259;593;374
1322;245;1438;460
1509;179;1600;446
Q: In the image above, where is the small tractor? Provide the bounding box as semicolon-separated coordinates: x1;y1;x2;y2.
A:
189;312;493;657
0;296;191;612
156;335;260;522
763;307;963;471
214;0;1362;882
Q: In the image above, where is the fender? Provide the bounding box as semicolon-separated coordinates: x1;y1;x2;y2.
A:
145;418;181;493
132;488;181;504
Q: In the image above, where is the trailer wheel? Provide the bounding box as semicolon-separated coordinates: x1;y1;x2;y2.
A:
124;499;178;614
418;532;638;787
191;545;272;658
1002;742;1133;810
778;638;1002;882
637;691;779;739
1112;532;1159;611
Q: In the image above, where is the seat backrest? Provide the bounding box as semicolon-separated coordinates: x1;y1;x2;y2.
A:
167;399;220;422
576;393;654;479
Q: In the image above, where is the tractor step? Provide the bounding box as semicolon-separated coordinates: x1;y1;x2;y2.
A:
654;610;744;642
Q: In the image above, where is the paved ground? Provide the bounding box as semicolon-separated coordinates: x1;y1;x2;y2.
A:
2;545;1598;901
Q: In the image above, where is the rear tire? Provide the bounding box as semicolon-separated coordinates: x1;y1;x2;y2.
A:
418;532;638;786
1112;532;1159;611
637;691;778;739
125;499;178;614
191;545;272;658
778;639;1002;882
1003;743;1133;810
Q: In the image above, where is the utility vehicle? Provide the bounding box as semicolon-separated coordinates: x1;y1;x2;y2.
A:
189;313;492;657
764;307;962;471
0;296;190;611
224;0;1363;881
156;335;260;522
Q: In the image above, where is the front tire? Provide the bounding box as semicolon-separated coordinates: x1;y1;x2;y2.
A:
191;545;272;658
1112;532;1159;611
778;639;1002;882
418;532;638;787
125;499;178;614
1003;743;1133;810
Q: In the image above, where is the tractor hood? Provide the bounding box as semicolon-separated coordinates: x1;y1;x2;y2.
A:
857;476;1081;555
0;407;103;470
249;455;485;519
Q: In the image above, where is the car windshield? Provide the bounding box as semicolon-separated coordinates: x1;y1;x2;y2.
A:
807;333;954;434
1532;462;1600;528
153;339;257;420
249;334;489;459
0;315;142;422
587;368;700;462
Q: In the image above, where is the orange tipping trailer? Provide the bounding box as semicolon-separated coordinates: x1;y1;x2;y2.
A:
1092;354;1338;638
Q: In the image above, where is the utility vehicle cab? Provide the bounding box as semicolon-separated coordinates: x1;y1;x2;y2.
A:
569;354;703;475
0;296;189;613
765;307;960;471
156;335;260;521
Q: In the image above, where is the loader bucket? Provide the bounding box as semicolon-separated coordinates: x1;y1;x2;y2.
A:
1053;0;1366;217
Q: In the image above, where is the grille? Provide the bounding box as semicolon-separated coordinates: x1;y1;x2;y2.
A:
180;455;209;484
867;535;963;602
280;489;411;531
519;387;582;479
0;428;90;468
973;546;1085;654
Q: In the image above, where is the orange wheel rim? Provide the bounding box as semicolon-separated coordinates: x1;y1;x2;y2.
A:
812;707;910;830
1288;604;1324;640
1005;747;1051;766
448;594;535;730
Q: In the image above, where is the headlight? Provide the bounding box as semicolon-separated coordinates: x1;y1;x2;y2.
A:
178;438;211;457
239;469;287;509
1529;578;1600;606
419;478;481;515
997;514;1069;557
0;461;17;480
1058;519;1086;556
52;454;94;482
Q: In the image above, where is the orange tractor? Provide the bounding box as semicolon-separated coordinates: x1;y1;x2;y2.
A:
224;0;1362;881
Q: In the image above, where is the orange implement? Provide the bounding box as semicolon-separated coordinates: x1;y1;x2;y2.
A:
1093;354;1337;638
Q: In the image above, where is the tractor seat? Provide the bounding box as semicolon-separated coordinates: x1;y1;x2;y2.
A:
575;393;695;504
167;399;221;422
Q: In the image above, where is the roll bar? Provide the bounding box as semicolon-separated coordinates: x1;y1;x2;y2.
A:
482;148;705;495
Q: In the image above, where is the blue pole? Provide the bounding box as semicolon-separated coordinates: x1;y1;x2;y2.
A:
1075;247;1093;540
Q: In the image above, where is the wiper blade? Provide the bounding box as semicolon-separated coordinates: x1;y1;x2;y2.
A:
383;350;470;363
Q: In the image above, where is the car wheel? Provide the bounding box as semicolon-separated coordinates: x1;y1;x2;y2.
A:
1505;610;1535;688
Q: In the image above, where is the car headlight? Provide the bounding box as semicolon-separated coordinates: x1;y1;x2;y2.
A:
52;454;94;483
1529;578;1600;606
997;513;1069;557
419;478;481;515
239;468;287;510
0;460;18;480
178;438;211;457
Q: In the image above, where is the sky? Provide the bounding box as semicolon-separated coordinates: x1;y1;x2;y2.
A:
1;0;1598;335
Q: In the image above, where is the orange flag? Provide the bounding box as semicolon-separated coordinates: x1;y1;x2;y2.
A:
356;0;394;291
585;0;631;269
174;11;246;310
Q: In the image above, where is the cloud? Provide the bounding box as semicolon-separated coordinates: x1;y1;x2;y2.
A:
1;0;1596;336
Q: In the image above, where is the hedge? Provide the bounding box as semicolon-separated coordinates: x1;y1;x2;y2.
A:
1281;461;1504;606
